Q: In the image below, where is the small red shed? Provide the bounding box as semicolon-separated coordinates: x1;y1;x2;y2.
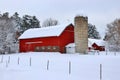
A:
19;24;74;53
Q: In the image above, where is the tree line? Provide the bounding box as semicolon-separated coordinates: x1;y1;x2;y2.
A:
0;12;101;54
1;12;118;52
0;12;101;38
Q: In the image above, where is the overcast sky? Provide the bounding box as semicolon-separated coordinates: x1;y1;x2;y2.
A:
0;0;120;38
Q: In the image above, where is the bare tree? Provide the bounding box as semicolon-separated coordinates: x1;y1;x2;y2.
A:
105;18;120;51
42;18;58;27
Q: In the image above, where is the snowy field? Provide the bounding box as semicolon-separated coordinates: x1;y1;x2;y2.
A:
0;52;120;80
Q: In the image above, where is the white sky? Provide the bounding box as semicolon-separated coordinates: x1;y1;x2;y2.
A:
0;0;120;38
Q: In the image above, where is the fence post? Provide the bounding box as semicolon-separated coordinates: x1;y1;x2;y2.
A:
114;52;116;56
106;51;107;55
8;56;10;63
30;57;31;66
98;51;100;55
47;60;49;70
96;50;100;55
18;57;20;65
94;51;95;55
1;55;3;63
106;50;107;55
6;60;8;68
69;61;71;75
100;64;102;80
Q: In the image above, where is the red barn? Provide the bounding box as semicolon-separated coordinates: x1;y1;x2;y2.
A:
88;38;105;51
19;24;74;53
92;43;105;51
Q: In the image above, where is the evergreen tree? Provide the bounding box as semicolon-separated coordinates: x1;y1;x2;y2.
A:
88;23;101;39
31;16;40;28
21;15;40;32
2;12;9;18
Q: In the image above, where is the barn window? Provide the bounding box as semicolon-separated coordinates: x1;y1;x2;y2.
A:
53;46;56;50
41;46;45;50
34;46;40;52
52;46;60;52
37;46;40;50
47;46;51;49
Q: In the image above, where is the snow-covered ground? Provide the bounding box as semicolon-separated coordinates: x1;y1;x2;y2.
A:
0;52;120;80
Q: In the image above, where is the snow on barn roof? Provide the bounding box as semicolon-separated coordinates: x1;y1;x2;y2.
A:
88;38;105;46
19;23;72;39
66;43;75;47
66;38;105;47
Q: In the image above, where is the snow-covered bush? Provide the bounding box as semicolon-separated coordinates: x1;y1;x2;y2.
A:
0;13;20;54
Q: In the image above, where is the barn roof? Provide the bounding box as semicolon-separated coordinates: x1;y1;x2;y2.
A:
19;23;73;39
66;43;75;47
88;38;105;46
